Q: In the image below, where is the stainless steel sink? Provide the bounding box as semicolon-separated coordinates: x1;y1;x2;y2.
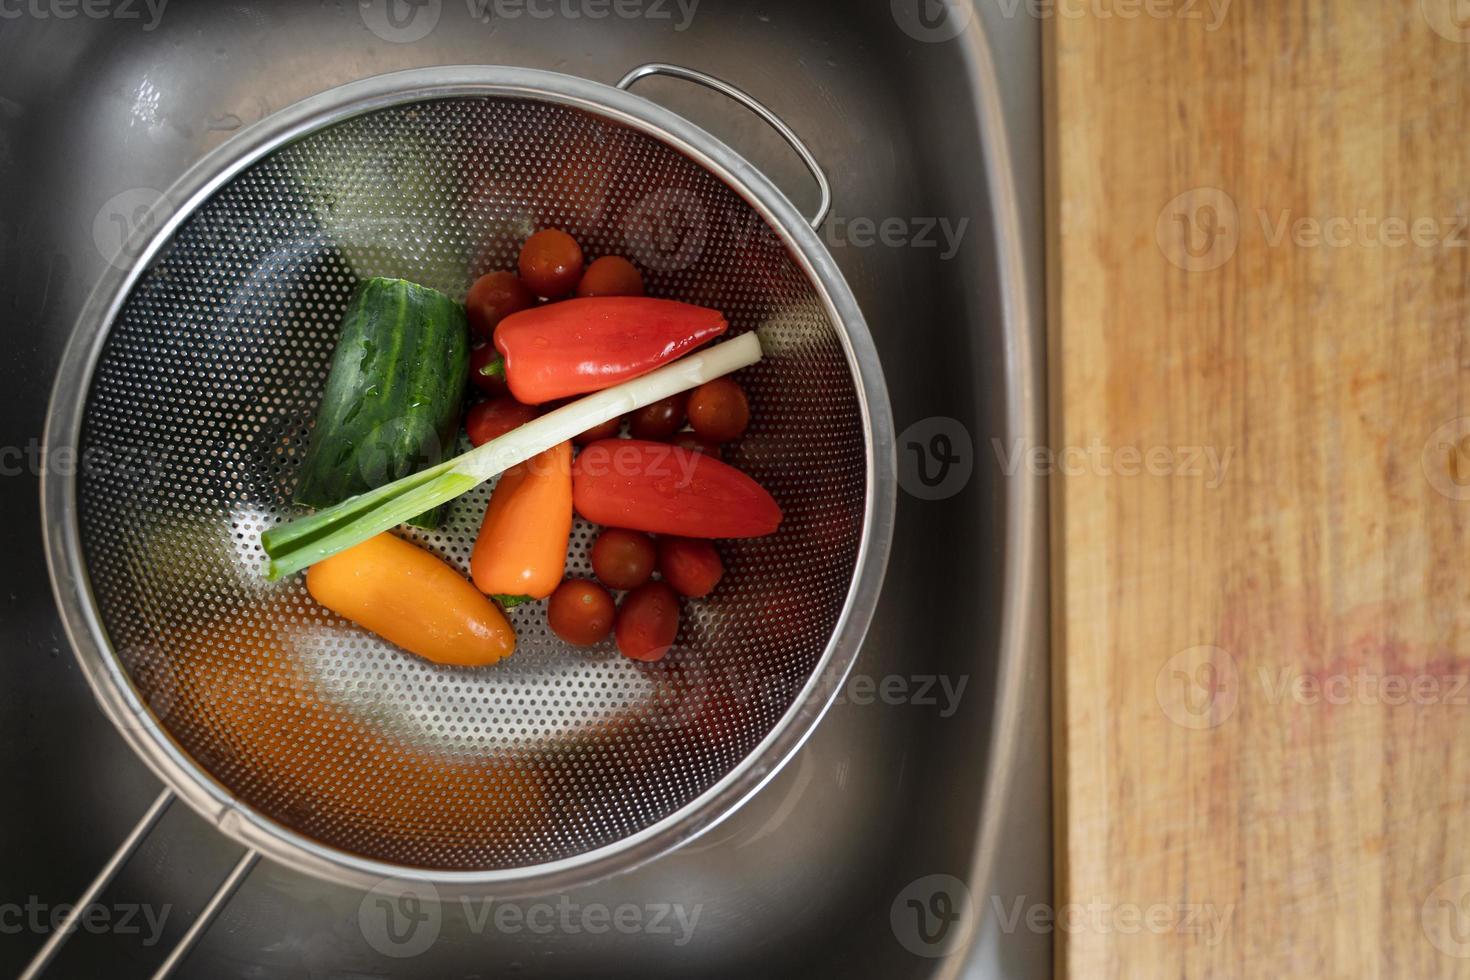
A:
0;1;1048;976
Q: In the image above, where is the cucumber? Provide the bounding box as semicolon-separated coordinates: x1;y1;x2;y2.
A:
294;277;469;529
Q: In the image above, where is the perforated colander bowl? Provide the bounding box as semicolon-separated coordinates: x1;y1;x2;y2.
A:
43;65;894;894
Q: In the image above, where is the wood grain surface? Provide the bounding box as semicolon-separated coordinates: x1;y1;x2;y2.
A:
1047;1;1470;975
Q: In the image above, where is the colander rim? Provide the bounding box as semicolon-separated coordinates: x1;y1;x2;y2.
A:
41;64;896;896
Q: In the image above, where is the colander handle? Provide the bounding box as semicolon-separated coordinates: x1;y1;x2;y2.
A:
616;62;833;231
17;787;258;980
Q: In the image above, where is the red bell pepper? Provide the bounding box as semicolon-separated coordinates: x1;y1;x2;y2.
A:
489;297;727;404
572;440;782;538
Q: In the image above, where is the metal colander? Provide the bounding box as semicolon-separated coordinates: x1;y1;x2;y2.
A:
44;66;893;893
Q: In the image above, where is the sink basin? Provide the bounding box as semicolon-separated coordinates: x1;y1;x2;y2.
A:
0;1;1047;976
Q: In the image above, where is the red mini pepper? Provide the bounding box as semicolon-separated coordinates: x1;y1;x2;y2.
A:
572;439;782;538
490;297;727;404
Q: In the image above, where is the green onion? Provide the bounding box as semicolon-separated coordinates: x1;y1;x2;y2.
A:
262;332;763;580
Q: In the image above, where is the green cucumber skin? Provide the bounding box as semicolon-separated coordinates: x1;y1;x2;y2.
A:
293;277;468;529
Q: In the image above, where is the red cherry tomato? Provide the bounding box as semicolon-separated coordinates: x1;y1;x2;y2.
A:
657;537;724;598
670;431;721;458
574;415;624;445
518;228;584;299
590;527;656;590
616;581;680;662
576;255;645;297
466;271;533;341
547;579;616;646
466;397;538;447
628;393;688;441
469;344;510;397
687;378;750;443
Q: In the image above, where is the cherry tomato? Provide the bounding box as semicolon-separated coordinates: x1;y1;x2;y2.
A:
547;579;616;646
576;255;645;297
670;430;721;458
628;392;688;441
466;271;533;340
574;415;624;445
687;378;750;443
657;537;724;598
466;397;538;447
590;527;656;590
616;581;680;662
469;344;510;397
518;228;584;299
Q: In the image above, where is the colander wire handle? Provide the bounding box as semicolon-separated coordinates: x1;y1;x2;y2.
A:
18;789;173;980
17;786;258;980
616;62;833;230
149;849;259;979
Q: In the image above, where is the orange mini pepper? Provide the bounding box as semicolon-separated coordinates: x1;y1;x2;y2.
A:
307;532;515;666
471;441;574;601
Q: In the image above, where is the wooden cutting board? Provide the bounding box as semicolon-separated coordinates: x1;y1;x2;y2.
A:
1048;1;1470;975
